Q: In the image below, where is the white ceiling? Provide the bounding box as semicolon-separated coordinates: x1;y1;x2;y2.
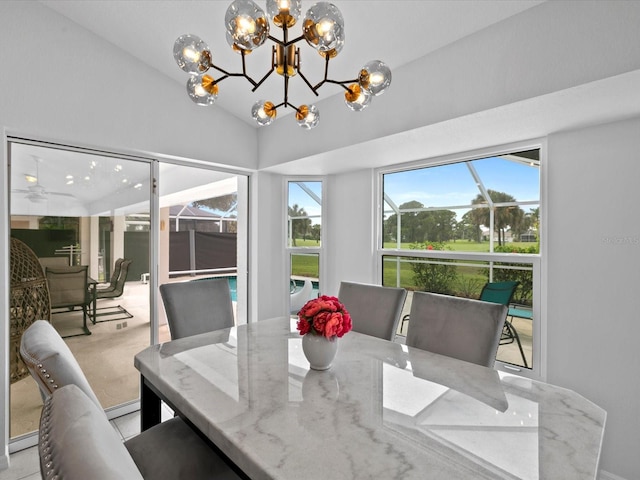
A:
14;1;639;209
39;0;545;126
9;142;238;216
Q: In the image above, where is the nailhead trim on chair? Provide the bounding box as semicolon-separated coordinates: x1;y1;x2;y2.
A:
39;395;60;480
36;363;59;390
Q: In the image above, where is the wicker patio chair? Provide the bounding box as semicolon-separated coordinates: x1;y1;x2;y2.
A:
10;237;51;383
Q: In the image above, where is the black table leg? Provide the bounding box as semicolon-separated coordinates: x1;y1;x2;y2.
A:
140;376;161;431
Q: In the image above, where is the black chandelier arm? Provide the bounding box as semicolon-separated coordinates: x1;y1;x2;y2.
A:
297;69;320;96
210;65;258;89
251;69;276;92
284;34;305;47
251;47;277;92
283;74;290;105
239;51;259;88
267;34;285;47
326;78;360;91
311;77;359;92
269;100;301;112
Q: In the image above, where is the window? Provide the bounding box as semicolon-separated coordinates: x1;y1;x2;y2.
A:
287;180;322;312
379;148;541;374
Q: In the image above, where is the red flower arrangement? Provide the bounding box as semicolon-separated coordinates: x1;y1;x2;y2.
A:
296;295;352;339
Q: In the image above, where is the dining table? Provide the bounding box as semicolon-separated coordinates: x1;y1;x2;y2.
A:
134;316;605;480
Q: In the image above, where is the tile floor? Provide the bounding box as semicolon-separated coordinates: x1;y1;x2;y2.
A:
0;404;174;480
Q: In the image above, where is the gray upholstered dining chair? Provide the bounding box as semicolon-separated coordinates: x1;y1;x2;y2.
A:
338;281;407;341
159;278;234;340
405;291;508;368
20;320;241;480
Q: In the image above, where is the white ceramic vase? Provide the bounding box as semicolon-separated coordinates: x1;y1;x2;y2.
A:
302;333;338;371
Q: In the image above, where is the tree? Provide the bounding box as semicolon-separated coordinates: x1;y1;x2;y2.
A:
470;190;524;246
288;204;311;246
192;194;237;213
456;211;482;242
384;201;457;244
420;209;457;243
310;224;321;243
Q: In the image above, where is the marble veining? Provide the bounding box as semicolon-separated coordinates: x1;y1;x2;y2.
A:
135;317;605;480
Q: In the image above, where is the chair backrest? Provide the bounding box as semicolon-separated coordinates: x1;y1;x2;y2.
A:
20;319;102;408
45;265;89;309
338;281;407;341
38;256;69;271
39;384;144;480
479;280;520;306
290;279;314;314
159;278;234;340
406;291;507;367
96;259;132;299
107;258;125;287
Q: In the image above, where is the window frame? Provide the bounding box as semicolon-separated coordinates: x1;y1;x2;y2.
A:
375;140;547;380
285;177;325;298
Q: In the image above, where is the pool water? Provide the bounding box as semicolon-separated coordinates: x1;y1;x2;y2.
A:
204;276;319;303
197;275;237;302
291;278;320;297
225;276;237;302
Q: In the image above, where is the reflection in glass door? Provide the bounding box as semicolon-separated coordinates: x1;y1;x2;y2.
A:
157;163;248;335
9;140;151;443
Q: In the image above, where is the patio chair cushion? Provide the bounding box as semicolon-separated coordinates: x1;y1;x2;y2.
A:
39;384;144;480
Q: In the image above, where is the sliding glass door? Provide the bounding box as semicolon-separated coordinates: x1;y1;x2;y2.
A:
7;138;249;449
8;140;152;442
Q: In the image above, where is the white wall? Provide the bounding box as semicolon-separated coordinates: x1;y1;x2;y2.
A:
1;1;640;478
0;1;257;169
0;0;257;467
258;0;640;170
547;117;640;480
323;170;377;295
251;172;288;322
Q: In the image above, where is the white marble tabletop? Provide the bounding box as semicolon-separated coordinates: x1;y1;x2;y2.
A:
134;317;605;480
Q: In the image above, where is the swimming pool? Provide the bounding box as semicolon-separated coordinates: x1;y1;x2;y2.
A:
200;276;319;302
197;275;238;302
291;278;320;297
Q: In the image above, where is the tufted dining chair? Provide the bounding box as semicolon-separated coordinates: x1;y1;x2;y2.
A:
20;320;242;480
338;281;407;341
406;291;508;368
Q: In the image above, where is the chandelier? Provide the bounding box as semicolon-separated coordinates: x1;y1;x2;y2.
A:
173;0;392;129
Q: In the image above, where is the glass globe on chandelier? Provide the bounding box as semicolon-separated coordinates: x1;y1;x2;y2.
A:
173;0;392;129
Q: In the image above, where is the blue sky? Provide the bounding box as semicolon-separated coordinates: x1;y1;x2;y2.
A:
383;156;540;219
288;181;323;223
287;156;540;223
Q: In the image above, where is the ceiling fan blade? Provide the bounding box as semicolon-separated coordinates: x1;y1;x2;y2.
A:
49;192;76;198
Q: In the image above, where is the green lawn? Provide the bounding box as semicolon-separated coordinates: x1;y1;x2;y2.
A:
291;252;319;277
383;241;538;252
290;239;535;301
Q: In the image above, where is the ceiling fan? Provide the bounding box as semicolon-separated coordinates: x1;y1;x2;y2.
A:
12;156;75;204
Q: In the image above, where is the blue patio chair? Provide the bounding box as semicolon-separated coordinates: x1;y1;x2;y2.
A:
479;280;528;368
